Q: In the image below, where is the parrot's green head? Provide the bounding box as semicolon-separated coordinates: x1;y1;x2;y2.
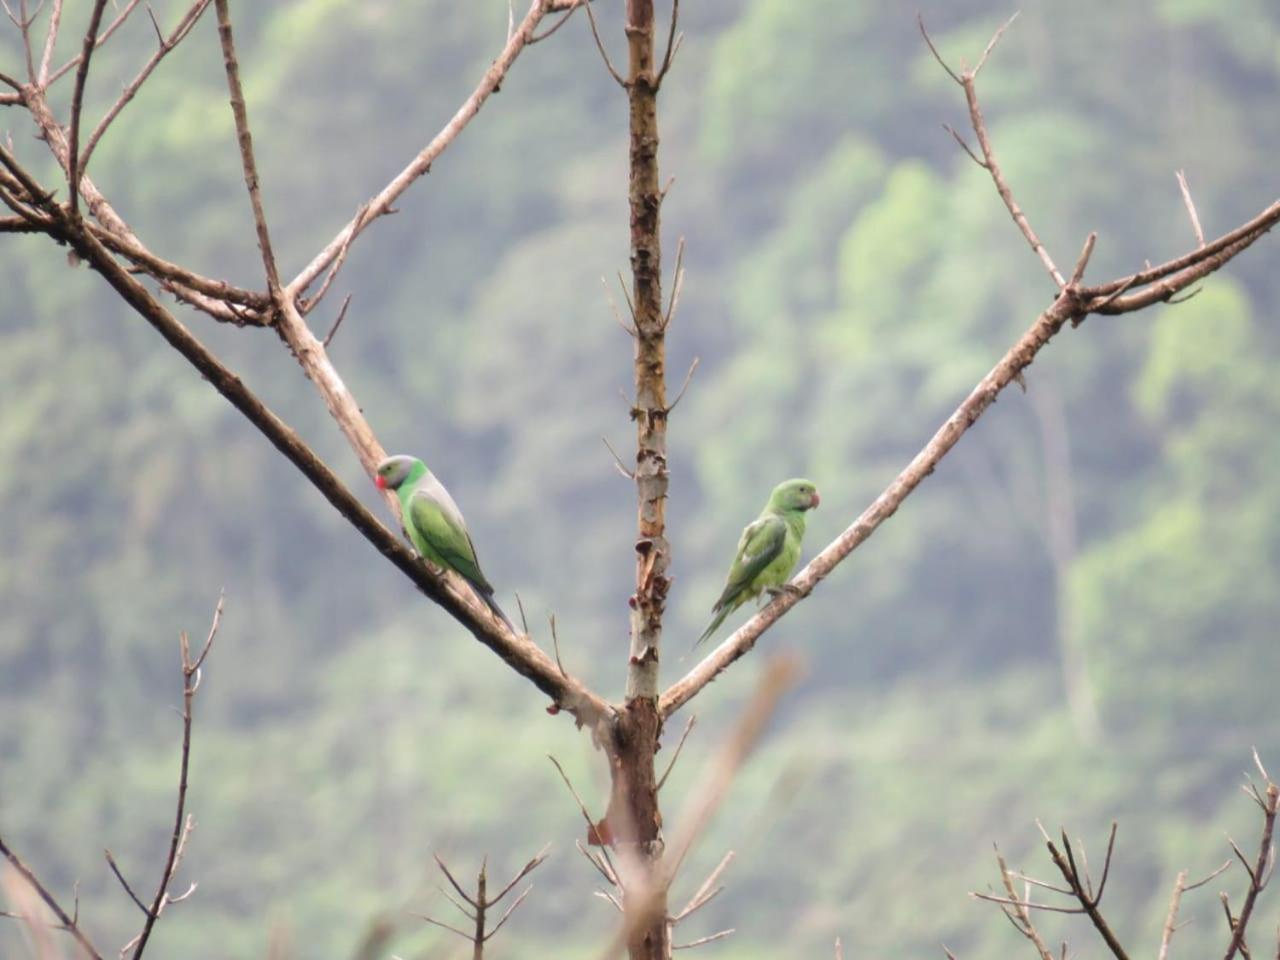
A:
768;478;820;513
374;455;424;491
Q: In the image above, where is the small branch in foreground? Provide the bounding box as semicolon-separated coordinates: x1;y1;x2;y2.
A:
418;846;548;956
124;593;224;959
0;837;104;959
1158;862;1232;960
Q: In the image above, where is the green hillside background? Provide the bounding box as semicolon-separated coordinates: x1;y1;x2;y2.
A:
2;0;1279;956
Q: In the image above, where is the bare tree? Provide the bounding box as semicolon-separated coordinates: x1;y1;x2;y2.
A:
1;3;1278;959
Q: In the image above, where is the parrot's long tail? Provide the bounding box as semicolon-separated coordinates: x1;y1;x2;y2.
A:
481;590;518;634
695;605;730;647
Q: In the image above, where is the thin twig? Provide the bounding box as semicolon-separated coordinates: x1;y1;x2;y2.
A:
67;0;109;218
657;715;696;792
104;849;150;917
1177;170;1206;248
35;0;61;85
322;294;352;348
671;849;732;923
665;357;698;413
0;835;104;959
45;0;145;87
530;0;582;44
603;436;636;479
78;0;213;181
286;0;554;300
583;0;625;86
673;929;733;950
213;0;280;295
1224;782;1278;960
655;0;681;86
662;236;685;330
127;596;222;958
920;13;1065;288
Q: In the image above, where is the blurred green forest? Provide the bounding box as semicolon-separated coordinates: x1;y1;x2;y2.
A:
2;0;1279;956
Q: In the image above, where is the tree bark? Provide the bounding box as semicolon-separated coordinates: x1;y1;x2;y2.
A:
617;1;669;957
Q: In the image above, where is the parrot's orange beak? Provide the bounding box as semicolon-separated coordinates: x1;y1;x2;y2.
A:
811;490;821;508
374;475;387;490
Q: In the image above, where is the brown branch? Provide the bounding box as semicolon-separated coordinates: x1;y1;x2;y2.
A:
583;0;626;87
124;595;224;959
1085;199;1280;299
1224;782;1278;960
994;846;1055;960
286;0;554;300
66;0;109;218
322;293;352;348
530;0;584;43
660;192;1279;719
1041;831;1130;960
422;849;547;956
920;13;1065;288
19;89;258;323
0;835;104;959
654;0;680;86
78;0;213;181
1159;863;1233;960
104;849;150;916
0;151;608;728
213;0;280;296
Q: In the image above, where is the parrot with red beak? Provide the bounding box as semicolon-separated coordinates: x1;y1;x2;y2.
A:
375;454;515;632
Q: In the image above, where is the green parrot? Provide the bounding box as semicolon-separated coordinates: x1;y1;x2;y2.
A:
696;478;820;646
375;454;515;631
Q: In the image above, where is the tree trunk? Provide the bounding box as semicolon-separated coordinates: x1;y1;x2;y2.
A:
619;1;669;958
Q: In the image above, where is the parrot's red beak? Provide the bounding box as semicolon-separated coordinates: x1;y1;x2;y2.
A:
374;475;387;490
811;490;821;508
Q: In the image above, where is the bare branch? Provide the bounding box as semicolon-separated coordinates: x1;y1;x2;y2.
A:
662;236;686;331
45;0;145;87
583;0;626;87
67;0;110;218
971;891;1084;915
672;849;732;923
489;844;551;905
530;0;583;43
657;714;696;792
286;0;555;300
993;846;1055;960
213;0;280;296
104;850;150;917
655;0;681;86
603;435;636;480
78;0;214;181
0;836;104;959
433;855;479;911
673;928;733;950
322;294;352;349
0;153;609;731
1177;170;1206;248
660;194;1279;719
35;0;60;85
1224;782;1278;960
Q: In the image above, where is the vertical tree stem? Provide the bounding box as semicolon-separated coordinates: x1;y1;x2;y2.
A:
618;1;669;958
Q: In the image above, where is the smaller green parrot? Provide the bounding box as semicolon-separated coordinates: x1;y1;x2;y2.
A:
375;454;515;631
696;478;820;646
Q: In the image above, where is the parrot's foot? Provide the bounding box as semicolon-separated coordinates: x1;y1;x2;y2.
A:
766;584;803;600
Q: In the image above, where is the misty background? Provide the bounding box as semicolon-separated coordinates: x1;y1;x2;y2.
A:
2;0;1279;956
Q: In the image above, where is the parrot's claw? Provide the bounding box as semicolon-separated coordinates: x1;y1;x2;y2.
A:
766;584;803;600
